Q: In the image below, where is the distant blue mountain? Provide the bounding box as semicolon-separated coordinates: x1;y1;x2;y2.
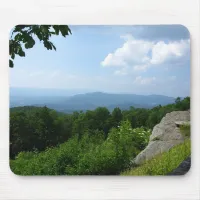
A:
10;88;176;113
10;87;93;97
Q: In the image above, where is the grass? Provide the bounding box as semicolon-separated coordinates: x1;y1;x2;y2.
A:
121;125;191;176
121;124;191;176
121;138;191;176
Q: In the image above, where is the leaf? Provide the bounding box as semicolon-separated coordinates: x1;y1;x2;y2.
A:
67;26;72;35
24;38;35;49
43;41;52;50
59;25;69;37
49;41;56;50
22;32;34;44
58;25;71;37
9;44;13;55
13;25;25;32
25;43;30;49
14;34;22;41
53;25;60;35
11;53;15;59
9;59;14;68
18;49;25;57
32;25;41;38
10;25;71;68
38;34;43;41
43;41;48;48
41;26;49;33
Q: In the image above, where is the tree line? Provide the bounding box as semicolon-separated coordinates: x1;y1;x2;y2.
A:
10;96;190;159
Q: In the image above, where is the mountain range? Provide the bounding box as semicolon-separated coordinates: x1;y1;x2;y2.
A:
10;88;176;113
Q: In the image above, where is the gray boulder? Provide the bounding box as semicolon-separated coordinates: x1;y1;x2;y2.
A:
133;110;190;165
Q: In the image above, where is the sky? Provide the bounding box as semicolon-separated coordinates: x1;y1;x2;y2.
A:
10;25;190;97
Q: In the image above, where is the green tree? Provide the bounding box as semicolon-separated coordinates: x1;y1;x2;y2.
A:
93;107;111;137
9;25;71;67
10;106;66;158
111;107;123;127
72;113;88;140
10;111;30;158
134;108;149;127
175;97;181;104
181;96;190;110
175;97;182;110
122;109;137;128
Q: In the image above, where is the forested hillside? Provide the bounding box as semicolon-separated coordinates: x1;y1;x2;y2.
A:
10;97;190;175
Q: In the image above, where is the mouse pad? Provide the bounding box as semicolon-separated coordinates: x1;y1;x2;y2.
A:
9;25;190;176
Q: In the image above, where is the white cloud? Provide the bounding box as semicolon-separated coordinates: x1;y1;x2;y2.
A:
134;76;156;85
133;64;149;72
101;35;153;68
150;40;190;64
101;35;190;75
101;53;127;67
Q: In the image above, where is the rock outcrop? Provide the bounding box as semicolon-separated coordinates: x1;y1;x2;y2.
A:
132;110;190;165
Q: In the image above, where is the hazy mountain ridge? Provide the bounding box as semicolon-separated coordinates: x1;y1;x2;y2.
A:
10;88;176;113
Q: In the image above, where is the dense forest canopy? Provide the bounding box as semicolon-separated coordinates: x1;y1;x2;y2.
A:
10;97;190;175
10;97;190;159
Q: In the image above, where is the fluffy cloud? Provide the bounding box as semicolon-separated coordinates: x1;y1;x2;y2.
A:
101;53;127;67
101;35;153;68
150;40;190;64
133;64;149;72
101;35;190;75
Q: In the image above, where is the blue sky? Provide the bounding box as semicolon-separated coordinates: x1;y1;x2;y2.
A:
10;25;190;97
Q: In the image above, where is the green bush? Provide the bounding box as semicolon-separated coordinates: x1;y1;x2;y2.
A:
10;122;151;175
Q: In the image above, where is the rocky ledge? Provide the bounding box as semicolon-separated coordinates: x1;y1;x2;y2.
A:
132;110;190;166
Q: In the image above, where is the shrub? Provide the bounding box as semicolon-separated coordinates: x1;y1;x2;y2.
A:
10;122;151;175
